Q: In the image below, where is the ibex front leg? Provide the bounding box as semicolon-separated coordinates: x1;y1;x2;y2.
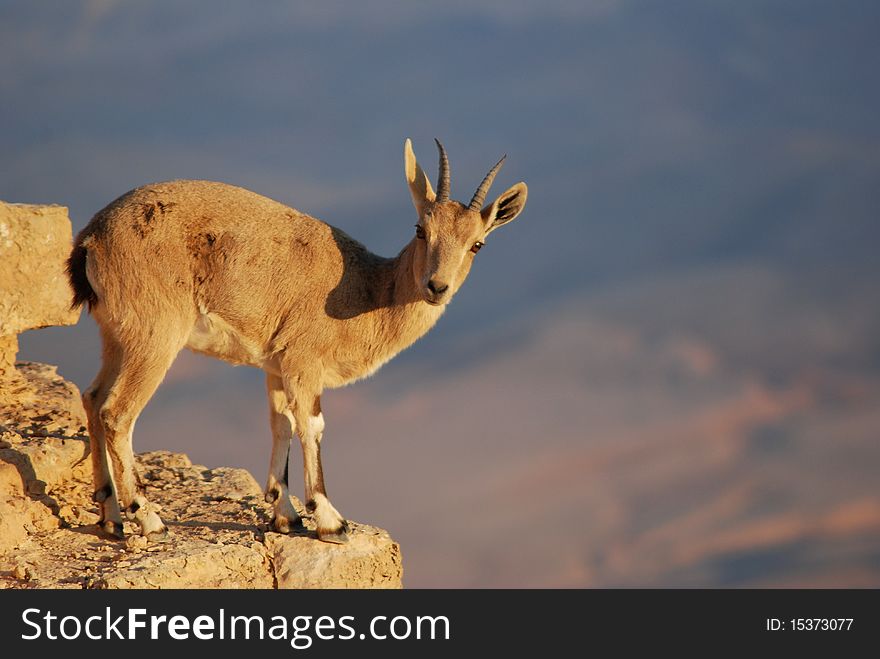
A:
265;374;302;533
285;374;349;544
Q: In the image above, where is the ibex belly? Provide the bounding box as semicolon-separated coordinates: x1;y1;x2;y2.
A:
186;310;273;370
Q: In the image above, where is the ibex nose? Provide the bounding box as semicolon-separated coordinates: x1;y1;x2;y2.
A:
427;279;449;296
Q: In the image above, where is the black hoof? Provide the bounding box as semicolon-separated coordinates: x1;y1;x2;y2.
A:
317;520;350;544
272;516;303;534
101;520;125;540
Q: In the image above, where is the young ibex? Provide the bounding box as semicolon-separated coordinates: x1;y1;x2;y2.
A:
67;139;528;543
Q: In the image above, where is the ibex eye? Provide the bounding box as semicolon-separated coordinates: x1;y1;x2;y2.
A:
471;241;484;253
415;225;426;240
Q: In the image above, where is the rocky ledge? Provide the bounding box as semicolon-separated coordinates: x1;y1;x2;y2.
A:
0;362;402;589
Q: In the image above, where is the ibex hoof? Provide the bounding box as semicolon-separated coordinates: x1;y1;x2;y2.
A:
317;520;350;544
101;520;125;540
272;516;303;534
145;525;170;543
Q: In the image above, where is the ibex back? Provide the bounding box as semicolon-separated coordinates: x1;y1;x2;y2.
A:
67;139;528;543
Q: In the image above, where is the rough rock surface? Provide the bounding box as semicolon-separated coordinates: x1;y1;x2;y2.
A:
0;362;403;589
267;527;403;589
0;201;80;337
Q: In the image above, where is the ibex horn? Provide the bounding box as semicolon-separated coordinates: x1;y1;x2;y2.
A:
435;138;451;202
468;155;506;211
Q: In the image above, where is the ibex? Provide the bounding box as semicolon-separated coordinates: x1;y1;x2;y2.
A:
67;139;527;543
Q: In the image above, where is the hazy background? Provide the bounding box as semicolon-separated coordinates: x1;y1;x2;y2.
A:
4;0;879;586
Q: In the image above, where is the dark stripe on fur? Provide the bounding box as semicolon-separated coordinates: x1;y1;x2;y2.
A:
314;443;326;497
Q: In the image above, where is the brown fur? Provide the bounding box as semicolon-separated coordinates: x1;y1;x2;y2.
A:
68;139;528;542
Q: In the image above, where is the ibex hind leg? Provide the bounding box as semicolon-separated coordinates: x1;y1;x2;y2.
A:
100;332;185;541
82;329;125;539
265;374;303;533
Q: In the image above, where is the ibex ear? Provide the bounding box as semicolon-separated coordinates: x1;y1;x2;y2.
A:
481;182;528;233
404;138;436;216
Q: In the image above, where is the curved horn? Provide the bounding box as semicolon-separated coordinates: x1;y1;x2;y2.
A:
434;138;451;202
468;155;506;211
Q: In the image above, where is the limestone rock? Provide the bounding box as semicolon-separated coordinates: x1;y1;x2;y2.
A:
0;362;90;558
0;335;17;381
0;201;80;338
266;526;403;589
0;362;90;480
0;362;403;589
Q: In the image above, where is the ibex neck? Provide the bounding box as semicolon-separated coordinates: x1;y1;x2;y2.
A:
299;236;447;389
373;240;446;352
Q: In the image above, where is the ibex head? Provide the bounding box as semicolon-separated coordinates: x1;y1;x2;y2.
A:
404;138;528;306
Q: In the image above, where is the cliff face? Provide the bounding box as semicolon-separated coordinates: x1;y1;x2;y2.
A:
0;200;402;589
0;201;80;381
